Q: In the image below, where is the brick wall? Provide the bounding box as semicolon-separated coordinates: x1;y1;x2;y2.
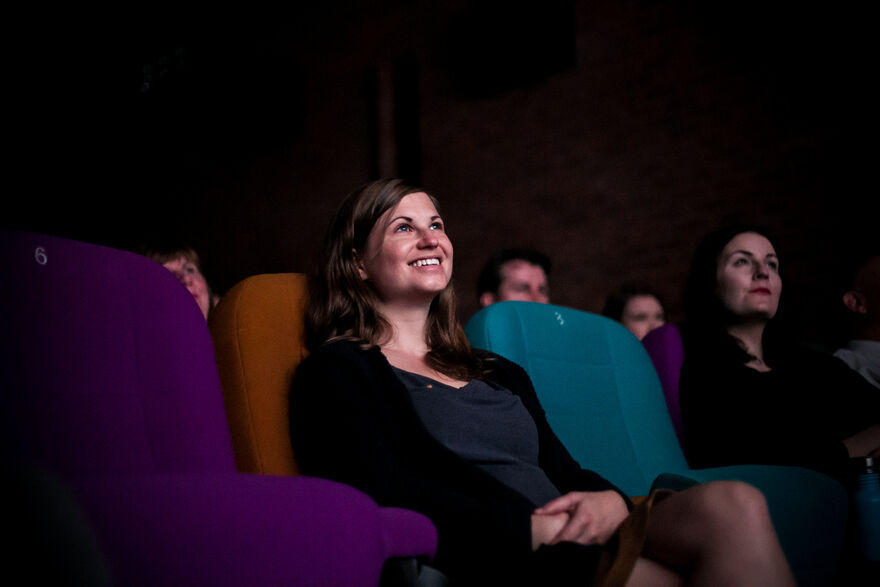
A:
10;1;874;348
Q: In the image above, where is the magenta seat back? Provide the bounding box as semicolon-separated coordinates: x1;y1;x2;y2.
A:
2;230;236;476
641;323;686;446
2;230;440;585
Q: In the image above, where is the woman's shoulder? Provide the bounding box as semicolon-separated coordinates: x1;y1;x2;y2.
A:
475;351;533;391
780;344;876;384
300;339;384;371
777;344;850;370
309;338;367;356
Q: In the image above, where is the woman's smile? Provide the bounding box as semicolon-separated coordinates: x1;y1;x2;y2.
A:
358;192;453;303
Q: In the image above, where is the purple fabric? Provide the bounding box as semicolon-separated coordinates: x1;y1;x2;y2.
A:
3;230;234;474
641;323;686;445
1;230;437;585
74;474;437;586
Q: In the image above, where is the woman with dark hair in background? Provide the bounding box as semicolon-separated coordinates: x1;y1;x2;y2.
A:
679;224;880;483
601;283;666;341
289;179;794;586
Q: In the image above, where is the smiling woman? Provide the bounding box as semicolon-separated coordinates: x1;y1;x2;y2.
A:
679;224;880;481
288;180;796;586
356;192;453;311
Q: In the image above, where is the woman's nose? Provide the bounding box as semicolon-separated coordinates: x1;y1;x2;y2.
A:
418;231;439;247
754;261;770;278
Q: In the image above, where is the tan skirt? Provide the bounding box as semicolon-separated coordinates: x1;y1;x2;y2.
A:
591;489;675;587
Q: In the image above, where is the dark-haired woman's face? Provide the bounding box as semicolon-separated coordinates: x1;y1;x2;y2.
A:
357;192;453;305
715;232;781;323
621;295;665;340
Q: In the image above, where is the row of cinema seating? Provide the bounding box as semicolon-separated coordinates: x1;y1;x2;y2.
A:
2;230;850;585
463;302;849;586
205;266;851;586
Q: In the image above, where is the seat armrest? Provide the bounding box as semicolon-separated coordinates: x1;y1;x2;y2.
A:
71;473;437;586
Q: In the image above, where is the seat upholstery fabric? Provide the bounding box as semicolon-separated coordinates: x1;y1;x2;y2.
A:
640;323;686;446
465;301;849;587
208;273;310;475
1;231;437;586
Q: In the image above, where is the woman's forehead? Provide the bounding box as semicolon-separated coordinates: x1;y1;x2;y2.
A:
722;232;776;256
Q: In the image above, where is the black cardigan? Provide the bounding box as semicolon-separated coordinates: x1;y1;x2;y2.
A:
289;340;629;583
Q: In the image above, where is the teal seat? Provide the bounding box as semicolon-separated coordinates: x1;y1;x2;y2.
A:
466;301;849;587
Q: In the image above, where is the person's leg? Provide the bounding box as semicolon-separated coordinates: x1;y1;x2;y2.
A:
625;557;683;587
635;481;794;587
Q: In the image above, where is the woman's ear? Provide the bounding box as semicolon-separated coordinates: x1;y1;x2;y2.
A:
353;249;368;281
843;290;868;314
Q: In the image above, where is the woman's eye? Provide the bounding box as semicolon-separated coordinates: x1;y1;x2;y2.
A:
733;258;748;266
394;224;412;232
767;261;779;271
430;222;444;231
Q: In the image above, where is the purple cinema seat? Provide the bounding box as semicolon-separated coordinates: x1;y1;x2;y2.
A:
0;230;437;586
641;323;686;447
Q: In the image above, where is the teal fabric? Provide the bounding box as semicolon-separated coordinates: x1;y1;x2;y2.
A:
466;301;849;587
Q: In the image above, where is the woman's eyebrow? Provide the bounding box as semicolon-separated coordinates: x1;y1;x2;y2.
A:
382;215;412;230
388;215;443;224
726;250;778;261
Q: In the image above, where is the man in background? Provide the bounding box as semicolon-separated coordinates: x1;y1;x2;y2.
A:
835;254;880;389
477;249;551;307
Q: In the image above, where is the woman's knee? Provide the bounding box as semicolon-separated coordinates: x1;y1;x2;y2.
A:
699;481;772;533
647;481;774;554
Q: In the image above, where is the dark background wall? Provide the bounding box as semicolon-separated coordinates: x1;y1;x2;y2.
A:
8;1;877;349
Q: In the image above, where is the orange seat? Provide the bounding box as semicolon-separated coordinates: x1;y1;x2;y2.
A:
209;273;309;475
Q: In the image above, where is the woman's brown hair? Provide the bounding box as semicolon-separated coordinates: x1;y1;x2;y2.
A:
306;178;487;380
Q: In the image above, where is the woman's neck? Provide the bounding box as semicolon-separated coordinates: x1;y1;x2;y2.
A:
727;322;770;372
375;301;431;355
376;301;469;388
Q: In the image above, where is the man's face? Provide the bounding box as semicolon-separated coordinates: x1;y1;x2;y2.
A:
481;260;549;306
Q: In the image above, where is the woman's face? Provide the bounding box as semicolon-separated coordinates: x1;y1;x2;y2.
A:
715;232;781;323
357;192;453;305
162;256;212;320
621;295;665;340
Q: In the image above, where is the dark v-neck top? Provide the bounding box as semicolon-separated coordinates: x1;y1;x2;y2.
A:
393;367;562;507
